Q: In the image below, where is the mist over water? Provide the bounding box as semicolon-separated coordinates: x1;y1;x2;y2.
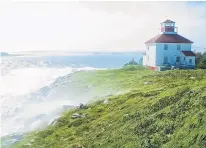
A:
1;53;141;137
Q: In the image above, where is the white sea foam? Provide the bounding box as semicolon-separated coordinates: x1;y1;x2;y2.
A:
1;67;74;96
0;65;104;137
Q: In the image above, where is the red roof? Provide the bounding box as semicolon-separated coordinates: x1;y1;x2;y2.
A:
145;34;193;44
181;51;196;56
162;19;175;23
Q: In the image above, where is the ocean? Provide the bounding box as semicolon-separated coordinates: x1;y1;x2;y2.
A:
0;52;142;139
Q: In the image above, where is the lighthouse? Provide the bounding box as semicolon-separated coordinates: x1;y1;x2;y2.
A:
142;19;196;71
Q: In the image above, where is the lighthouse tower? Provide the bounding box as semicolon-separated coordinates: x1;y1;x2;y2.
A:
160;19;177;34
142;19;196;71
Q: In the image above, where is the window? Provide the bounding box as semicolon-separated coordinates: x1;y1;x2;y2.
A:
189;59;192;64
164;56;168;64
177;45;181;50
147;46;149;51
164;44;168;50
176;56;180;62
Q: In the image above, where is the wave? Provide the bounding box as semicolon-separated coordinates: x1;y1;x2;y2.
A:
1;66;105;137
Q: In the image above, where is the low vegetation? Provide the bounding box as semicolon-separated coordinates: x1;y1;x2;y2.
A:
4;65;206;148
123;58;139;67
195;51;206;69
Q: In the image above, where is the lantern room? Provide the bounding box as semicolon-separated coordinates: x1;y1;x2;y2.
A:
160;19;178;34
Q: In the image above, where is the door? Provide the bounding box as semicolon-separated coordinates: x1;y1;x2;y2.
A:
176;56;180;67
176;56;180;63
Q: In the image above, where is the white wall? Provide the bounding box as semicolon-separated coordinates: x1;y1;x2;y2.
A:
143;44;156;66
156;43;192;66
185;56;196;66
179;44;191;50
145;44;156;67
142;55;147;66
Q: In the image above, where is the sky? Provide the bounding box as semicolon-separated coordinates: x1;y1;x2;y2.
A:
0;1;206;53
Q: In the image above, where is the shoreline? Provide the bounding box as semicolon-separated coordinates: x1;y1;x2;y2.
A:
2;67;206;148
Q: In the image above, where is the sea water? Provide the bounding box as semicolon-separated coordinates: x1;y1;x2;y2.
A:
0;53;141;138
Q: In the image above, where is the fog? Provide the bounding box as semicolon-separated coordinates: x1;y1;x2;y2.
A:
0;1;205;52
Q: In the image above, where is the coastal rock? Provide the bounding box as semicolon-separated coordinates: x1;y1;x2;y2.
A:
72;144;83;148
123;114;129;117
24;143;31;146
81;113;87;118
103;99;109;104
72;113;87;119
87;85;92;88
2;139;19;146
48;116;61;126
10;134;24;141
78;103;88;109
144;81;152;85
72;113;81;119
2;133;24;147
48;119;57;126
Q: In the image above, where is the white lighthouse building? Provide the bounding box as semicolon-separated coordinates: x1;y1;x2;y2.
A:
143;19;196;71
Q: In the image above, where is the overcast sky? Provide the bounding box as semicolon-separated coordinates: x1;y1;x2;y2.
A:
0;1;206;52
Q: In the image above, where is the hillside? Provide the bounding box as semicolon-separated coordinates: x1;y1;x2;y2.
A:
8;67;206;148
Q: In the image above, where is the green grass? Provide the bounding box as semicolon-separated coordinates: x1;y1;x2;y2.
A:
6;66;206;148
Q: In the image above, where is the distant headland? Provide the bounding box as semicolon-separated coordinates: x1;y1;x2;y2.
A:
1;52;10;56
1;52;22;57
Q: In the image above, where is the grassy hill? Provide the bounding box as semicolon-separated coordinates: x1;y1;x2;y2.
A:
8;66;206;148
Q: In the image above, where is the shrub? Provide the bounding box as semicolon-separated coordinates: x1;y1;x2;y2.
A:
124;58;139;67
